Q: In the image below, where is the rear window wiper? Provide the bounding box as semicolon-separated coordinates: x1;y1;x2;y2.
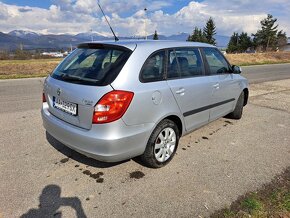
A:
60;73;99;83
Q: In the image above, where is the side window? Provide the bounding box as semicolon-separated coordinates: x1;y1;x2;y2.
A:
102;50;123;69
140;51;165;82
168;50;179;79
203;48;230;75
167;48;203;79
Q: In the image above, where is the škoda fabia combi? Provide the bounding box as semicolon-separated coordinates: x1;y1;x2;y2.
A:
42;40;248;168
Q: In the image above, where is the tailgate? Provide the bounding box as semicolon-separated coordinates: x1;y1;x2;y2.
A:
44;76;113;130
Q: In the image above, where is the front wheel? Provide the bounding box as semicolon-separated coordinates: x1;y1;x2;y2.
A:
141;119;179;168
226;91;244;119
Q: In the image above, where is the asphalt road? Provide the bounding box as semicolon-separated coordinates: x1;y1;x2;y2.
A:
242;63;290;83
0;64;290;218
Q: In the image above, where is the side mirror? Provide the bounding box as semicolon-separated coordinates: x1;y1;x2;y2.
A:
232;65;242;74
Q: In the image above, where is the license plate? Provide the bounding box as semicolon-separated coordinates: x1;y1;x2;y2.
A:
53;97;77;116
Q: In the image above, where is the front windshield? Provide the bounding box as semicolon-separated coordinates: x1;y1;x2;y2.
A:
51;46;131;86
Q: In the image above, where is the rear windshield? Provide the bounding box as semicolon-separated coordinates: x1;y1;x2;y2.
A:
51;45;132;86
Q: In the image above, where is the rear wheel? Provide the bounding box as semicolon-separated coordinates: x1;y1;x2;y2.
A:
141;119;179;168
226;91;244;119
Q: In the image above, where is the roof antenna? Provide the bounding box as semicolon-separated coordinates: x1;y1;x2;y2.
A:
97;0;119;41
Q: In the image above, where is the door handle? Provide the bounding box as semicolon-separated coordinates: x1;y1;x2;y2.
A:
176;88;185;94
213;83;220;89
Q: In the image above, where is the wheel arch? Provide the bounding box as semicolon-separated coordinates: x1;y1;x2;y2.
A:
163;115;183;137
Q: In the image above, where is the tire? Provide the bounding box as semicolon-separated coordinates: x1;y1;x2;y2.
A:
226;91;244;119
141;119;180;168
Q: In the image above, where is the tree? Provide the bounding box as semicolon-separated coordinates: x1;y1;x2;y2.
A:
276;30;287;48
253;14;279;51
227;32;253;53
187;17;217;45
153;30;159;40
238;32;253;52
188;27;206;43
227;32;239;53
203;17;216;45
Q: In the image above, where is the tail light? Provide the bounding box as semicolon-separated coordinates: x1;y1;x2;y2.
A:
42;92;47;103
93;90;134;124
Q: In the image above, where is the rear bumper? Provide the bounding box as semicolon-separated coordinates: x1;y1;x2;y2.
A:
42;104;154;162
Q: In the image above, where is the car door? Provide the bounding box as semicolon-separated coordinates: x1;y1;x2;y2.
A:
166;47;212;132
202;47;240;121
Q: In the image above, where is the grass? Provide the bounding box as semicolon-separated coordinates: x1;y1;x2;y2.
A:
0;52;290;79
226;51;290;66
0;58;62;79
0;74;49;79
241;195;263;213
210;167;290;218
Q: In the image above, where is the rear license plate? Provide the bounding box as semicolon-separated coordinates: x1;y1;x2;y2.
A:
53;96;77;116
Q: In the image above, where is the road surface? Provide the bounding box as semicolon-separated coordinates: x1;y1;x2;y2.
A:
242;63;290;83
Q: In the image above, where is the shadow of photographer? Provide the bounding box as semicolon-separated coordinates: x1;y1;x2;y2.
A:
21;184;87;218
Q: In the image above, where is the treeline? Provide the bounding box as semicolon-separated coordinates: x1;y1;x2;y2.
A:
152;14;288;53
0;49;64;60
187;17;217;45
228;14;287;53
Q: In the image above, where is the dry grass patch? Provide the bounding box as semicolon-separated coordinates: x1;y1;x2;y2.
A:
226;52;290;66
0;58;62;78
0;52;290;79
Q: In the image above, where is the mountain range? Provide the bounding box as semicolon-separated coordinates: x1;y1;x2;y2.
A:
0;30;230;51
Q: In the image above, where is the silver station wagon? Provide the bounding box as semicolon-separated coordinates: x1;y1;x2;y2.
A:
42;40;248;168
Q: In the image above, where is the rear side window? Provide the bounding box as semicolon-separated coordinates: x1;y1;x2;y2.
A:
51;45;132;86
203;48;230;75
140;51;165;82
167;48;203;79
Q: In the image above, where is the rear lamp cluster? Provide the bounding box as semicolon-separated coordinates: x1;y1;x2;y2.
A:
92;90;134;124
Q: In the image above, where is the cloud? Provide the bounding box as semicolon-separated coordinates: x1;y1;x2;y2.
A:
0;1;288;37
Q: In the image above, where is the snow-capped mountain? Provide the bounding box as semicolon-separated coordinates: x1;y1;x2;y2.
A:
74;32;108;41
8;30;40;39
0;30;230;50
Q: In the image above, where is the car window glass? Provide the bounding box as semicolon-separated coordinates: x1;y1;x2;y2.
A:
140;51;165;82
168;50;180;78
168;48;203;79
51;47;131;86
203;48;230;75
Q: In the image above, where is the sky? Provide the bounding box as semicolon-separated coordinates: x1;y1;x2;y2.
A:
0;0;289;37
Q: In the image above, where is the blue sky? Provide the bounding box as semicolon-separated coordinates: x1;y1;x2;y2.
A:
0;0;289;36
2;0;52;8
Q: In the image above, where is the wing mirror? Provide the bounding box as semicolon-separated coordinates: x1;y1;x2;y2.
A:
232;65;242;74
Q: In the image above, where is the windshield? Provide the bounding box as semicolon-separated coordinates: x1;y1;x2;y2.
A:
51;45;132;86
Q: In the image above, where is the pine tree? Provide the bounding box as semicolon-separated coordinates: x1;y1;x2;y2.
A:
203;17;216;45
188;27;206;43
276;30;287;48
153;30;159;40
253;14;279;51
238;32;253;52
227;32;253;53
227;32;239;53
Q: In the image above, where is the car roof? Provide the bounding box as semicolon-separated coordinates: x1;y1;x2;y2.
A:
79;40;215;51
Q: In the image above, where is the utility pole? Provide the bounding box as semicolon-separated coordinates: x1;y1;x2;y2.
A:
144;8;147;40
